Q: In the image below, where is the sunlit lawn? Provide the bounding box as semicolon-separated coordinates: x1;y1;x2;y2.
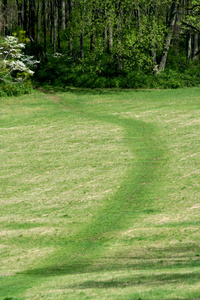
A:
0;87;200;299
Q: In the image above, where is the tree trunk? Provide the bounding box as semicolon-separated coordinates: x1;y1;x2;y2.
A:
67;0;73;56
16;0;23;26
53;3;57;53
62;0;66;30
3;0;8;36
80;30;84;60
187;29;192;62
193;33;199;61
103;25;108;51
29;0;36;42
157;1;178;73
50;0;57;53
108;20;113;52
150;1;158;70
36;0;40;43
90;33;95;52
42;0;46;55
57;0;62;50
138;6;142;43
117;9;123;71
23;0;28;33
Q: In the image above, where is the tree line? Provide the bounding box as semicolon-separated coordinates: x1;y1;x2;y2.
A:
1;0;200;89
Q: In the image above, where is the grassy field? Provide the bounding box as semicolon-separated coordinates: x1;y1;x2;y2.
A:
0;87;200;299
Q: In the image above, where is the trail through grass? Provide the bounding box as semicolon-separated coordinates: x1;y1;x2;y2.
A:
1;88;200;299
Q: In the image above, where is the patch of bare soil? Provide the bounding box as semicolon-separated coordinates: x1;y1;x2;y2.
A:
37;87;60;103
46;94;60;104
188;203;200;210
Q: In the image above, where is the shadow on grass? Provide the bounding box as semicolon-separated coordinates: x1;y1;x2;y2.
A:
69;271;200;289
0;257;200;299
21;252;200;277
2;253;199;299
36;85;153;96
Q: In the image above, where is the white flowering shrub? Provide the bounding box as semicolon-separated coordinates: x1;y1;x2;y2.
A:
0;36;39;84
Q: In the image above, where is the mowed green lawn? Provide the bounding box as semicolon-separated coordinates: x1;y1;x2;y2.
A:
0;87;200;299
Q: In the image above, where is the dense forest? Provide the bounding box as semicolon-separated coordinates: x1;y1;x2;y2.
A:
0;0;200;93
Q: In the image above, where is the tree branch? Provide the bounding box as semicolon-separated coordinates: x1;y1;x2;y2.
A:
182;21;200;33
189;5;200;11
0;77;26;84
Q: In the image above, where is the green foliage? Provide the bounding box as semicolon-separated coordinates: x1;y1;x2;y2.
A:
35;26;200;91
154;66;200;89
2;0;200;91
12;29;30;44
0;62;33;96
33;0;200;91
0;35;38;97
0;79;33;96
35;56;200;90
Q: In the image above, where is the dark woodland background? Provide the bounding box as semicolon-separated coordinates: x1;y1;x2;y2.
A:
1;0;200;91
